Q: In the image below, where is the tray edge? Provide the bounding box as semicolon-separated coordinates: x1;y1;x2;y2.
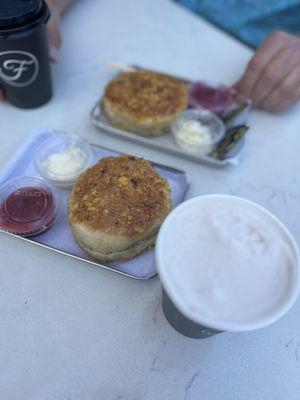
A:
90;102;232;169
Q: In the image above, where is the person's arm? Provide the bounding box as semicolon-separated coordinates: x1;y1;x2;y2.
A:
46;0;73;62
235;31;300;113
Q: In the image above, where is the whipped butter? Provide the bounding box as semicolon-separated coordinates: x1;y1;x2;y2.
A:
43;146;87;180
172;109;225;156
176;120;212;146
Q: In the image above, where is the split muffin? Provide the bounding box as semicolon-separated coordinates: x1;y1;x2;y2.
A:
102;70;188;136
68;155;172;262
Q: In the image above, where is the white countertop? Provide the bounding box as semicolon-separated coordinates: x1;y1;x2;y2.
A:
1;1;300;399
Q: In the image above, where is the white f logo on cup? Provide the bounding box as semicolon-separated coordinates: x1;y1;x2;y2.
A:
0;51;39;87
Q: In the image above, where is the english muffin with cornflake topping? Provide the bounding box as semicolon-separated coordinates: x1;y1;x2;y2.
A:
102;70;188;136
68;155;172;262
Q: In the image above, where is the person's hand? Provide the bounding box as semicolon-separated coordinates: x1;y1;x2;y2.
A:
47;0;72;61
47;0;63;63
235;31;300;113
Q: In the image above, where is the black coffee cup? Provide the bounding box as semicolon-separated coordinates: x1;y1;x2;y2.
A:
162;289;222;339
0;0;52;108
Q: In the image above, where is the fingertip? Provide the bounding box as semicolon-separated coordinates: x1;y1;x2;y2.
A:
232;78;242;89
256;99;283;113
49;45;60;63
232;77;252;97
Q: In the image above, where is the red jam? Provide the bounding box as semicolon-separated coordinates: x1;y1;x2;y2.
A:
0;186;56;236
188;82;236;115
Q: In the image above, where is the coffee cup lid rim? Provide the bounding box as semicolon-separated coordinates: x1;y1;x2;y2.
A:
0;0;49;35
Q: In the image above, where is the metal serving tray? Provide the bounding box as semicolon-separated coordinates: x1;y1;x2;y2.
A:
0;130;190;280
90;68;251;168
91;103;250;168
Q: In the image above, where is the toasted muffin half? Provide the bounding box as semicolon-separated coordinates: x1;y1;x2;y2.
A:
68;155;172;262
102;70;188;136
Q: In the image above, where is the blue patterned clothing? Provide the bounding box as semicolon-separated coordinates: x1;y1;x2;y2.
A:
174;0;300;47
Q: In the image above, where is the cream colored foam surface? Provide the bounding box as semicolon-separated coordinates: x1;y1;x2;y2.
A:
157;195;299;331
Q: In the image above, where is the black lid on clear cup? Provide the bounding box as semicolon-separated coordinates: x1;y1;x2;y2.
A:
0;0;50;37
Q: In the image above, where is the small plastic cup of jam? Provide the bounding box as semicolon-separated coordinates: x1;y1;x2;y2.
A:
188;81;238;115
0;177;60;237
189;81;251;118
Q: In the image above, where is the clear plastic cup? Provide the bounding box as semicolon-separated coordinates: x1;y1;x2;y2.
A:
0;176;60;237
172;108;225;156
35;133;93;188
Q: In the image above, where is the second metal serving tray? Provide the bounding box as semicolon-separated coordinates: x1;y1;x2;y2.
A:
91;102;250;168
90;66;251;168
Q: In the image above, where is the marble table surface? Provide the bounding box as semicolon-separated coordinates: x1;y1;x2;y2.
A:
0;1;300;399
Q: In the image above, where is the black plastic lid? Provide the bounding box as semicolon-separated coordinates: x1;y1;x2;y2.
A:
0;0;50;35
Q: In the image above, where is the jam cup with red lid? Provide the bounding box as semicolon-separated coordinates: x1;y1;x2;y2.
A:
0;176;60;237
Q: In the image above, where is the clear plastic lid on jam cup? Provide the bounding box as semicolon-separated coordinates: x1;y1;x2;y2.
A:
172;108;225;156
35;133;93;188
0;177;60;237
188;81;252;116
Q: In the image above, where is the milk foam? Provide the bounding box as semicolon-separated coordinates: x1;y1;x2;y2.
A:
157;196;299;330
